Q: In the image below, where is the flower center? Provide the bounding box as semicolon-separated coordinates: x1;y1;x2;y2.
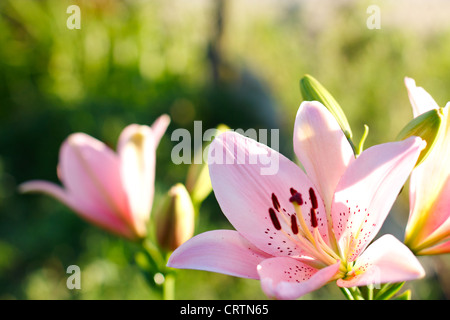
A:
268;188;347;276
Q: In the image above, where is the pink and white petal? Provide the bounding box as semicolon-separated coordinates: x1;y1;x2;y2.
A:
257;257;340;300
18;180;134;239
419;178;450;242
407;107;450;245
208;131;329;258
19;180;71;204
332;137;425;261
167;230;272;279
337;235;425;288
118;124;158;236
293;101;354;215
417;238;450;255
416;216;450;254
404;77;440;117
59;133;131;225
150;114;171;147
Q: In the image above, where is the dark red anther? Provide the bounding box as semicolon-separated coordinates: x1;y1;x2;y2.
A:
269;208;282;230
290;188;298;196
290;215;298;234
310;208;318;228
309;188;318;209
289;192;303;205
271;193;281;212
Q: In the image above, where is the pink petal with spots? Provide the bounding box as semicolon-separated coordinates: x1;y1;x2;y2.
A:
332;137;425;261
167;230;272;279
337;235;425;288
257;257;340;300
208;131;330;258
293;101;354;215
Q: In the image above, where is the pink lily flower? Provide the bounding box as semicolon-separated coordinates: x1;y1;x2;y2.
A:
19;115;170;240
168;102;425;299
404;77;450;255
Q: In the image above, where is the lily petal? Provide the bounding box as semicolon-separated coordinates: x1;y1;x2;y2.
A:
293;101;354;215
404;77;440;117
416;178;450;243
332;137;425;261
257;257;340;300
117;115;169;236
417;237;450;255
18;180;134;238
149;114;171;147
406;106;450;248
413;215;450;255
167;230;272;279
118;124;157;236
208;131;330;258
19;180;70;205
337;235;425;288
59;133;131;227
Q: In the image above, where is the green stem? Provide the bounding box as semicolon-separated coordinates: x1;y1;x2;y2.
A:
349;287;365;300
163;273;176;300
339;286;365;300
367;285;374;300
356;124;369;156
340;287;354;300
142;239;166;270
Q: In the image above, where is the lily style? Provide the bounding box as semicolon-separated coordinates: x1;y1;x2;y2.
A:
404;77;450;255
168;102;425;299
19;115;170;240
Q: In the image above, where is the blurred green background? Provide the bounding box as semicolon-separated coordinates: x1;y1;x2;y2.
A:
1;0;449;299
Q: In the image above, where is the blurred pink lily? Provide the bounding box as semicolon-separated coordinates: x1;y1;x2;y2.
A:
168;102;425;299
19;115;170;240
404;77;450;255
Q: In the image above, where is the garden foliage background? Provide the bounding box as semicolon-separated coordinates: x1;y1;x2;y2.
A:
0;0;449;299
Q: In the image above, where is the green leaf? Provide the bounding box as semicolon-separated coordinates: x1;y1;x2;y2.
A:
374;282;405;300
394;290;411;300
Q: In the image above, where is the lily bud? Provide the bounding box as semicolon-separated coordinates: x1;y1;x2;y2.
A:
185;124;229;205
396;108;444;167
155;183;195;252
300;74;353;140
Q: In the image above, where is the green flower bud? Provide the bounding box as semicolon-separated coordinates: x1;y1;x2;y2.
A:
300;74;353;140
185;124;229;205
396;108;444;167
154;183;195;252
